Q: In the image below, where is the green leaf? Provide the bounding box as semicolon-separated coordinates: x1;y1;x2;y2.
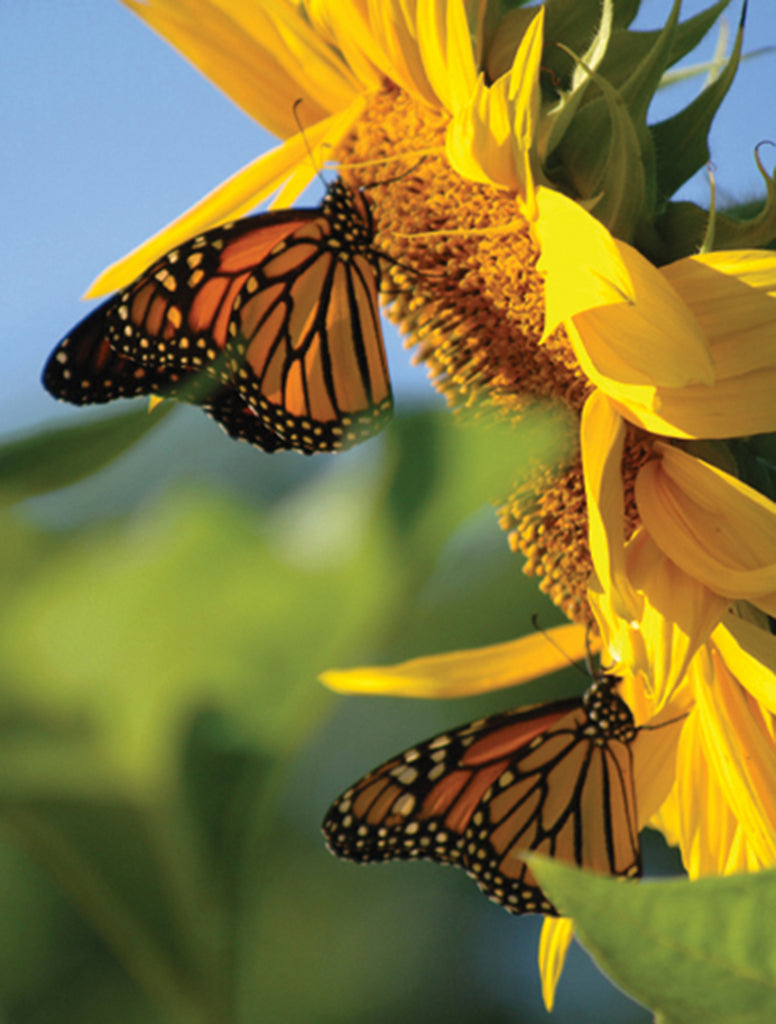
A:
714;152;776;251
651;3;744;200
0;406;172;506
655;199;711;261
383;403;575;566
596;0;731;91
530;858;776;1024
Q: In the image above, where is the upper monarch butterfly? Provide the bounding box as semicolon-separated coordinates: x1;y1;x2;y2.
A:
42;179;392;454
323;672;643;916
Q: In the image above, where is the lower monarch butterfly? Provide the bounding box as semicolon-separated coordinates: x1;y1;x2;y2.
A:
323;673;642;916
42;179;392;454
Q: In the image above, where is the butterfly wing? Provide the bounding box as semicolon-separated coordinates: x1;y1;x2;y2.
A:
43;180;392;454
323;683;640;915
42;303;199;405
42;302;297;452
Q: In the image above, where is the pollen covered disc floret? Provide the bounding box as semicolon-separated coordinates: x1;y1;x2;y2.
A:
335;86;653;620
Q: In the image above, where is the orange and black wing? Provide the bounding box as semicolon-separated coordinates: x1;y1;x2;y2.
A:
42;298;292;452
43;179;392;455
323;679;640;916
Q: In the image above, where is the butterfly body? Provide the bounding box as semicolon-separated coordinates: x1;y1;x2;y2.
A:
43;180;392;454
323;675;640;915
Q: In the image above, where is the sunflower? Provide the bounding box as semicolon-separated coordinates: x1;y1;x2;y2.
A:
102;0;776;1010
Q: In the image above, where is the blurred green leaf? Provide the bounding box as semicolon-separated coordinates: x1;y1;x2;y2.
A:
0;406;172;506
728;434;776;504
530;857;776;1023
0;402;585;1023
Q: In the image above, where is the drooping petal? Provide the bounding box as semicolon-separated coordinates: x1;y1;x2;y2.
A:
566;243;715;392
580;392;640;623
605;250;776;438
86;103;365;297
319;623;587;698
693;643;776;869
667;705;744;878
636;444;776;616
536;187;634;339
622;530;728;708
629;699;686;827
538;917;575;1012
611;369;776;439
713;614;776;716
661;251;776;379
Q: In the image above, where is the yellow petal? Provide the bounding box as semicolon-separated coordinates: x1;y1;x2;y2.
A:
416;0;477;113
662;250;776;379
85;103;364;297
610;368;776;439
670;705;740;877
122;0;351;135
636;444;776;616
580;392;640;622
628;688;687;825
712;614;776;716
242;0;365;115
319;623;587;698
536;187;634;339
568;243;715;391
605;250;776;438
693;645;776;868
622;530;728;708
445;9;543;193
367;0;439;106
446;73;513;187
538;917;574;1012
305;0;385;94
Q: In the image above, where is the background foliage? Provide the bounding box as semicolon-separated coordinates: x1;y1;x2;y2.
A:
0;401;679;1023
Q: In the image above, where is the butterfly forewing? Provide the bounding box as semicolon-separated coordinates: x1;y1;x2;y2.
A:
323;680;641;916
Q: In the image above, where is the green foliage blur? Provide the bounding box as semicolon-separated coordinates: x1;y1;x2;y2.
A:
0;399;658;1024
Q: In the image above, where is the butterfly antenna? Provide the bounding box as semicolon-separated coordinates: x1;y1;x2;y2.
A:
530;613;592;680
293;98;329;189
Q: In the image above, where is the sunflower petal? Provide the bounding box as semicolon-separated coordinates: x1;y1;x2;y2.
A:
319;623;587;698
122;0;352;134
536;187;635;340
713;615;776;717
538;917;575;1012
446;9;543;193
622;530;728;708
416;0;476;113
694;644;776;868
567;242;715;392
581;392;640;623
636;444;776;616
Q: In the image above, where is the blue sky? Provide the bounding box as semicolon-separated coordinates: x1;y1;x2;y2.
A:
3;1;776;438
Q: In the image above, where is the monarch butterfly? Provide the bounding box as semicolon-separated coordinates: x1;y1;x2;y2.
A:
322;673;642;916
42;179;392;454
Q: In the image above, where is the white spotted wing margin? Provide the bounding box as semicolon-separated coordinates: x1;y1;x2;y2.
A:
322;677;641;916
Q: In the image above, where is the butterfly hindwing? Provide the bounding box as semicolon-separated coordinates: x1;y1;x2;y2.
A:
42;303;200;405
323;678;640;916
